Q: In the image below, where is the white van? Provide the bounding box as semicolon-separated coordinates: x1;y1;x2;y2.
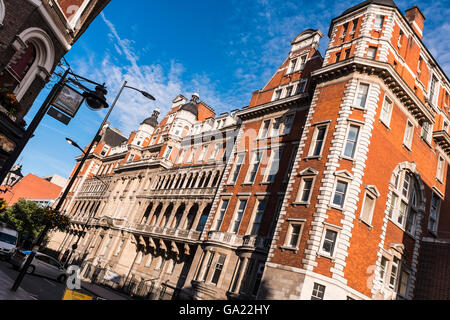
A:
0;223;19;260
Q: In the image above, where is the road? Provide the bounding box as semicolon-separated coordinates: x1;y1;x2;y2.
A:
0;259;93;300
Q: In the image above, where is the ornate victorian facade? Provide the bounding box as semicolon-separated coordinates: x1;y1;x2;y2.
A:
49;0;450;300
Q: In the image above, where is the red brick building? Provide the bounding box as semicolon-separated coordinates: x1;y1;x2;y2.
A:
49;0;449;300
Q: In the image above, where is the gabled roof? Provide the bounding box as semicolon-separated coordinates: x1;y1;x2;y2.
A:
1;174;63;205
103;127;128;147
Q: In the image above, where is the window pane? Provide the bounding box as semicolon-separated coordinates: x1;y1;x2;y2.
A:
344;125;360;158
355;83;370;108
289;224;301;247
333;181;347;207
300;178;313;202
322;230;337;256
313;126;327;156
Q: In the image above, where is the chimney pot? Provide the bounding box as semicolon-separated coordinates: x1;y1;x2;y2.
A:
405;6;426;38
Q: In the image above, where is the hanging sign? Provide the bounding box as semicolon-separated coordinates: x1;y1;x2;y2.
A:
51;84;84;118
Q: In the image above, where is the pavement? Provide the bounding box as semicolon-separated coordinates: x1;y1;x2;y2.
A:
0;259;130;300
0;267;35;300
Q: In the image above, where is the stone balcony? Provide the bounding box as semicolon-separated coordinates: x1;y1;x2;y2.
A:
241;235;271;252
117;157;173;172
128;222;202;243
206;231;244;248
205;232;271;252
144;187;217;199
433;130;450;157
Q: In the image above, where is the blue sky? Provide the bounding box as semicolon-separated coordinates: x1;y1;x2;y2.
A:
19;0;450;180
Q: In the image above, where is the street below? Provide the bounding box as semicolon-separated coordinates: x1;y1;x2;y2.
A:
0;259;94;300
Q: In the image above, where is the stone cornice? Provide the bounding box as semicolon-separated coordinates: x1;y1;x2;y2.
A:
236;94;310;121
433;130;450;159
311;57;436;124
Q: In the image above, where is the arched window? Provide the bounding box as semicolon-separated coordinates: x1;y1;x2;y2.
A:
0;43;36;92
6;27;55;102
388;170;419;235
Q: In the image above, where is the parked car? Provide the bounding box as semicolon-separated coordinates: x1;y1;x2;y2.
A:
0;223;18;261
10;250;67;283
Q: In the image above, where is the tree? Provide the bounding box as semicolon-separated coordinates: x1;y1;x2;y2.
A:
0;199;70;249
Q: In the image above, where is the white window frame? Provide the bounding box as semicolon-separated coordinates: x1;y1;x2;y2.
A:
374;15;384;29
360;189;378;226
311;283;326;300
228;153;245;184
229;198;248;234
342;124;361;159
295;175;316;204
263;148;283;183
296;79;308;95
331;179;349;209
388;170;419;235
308;123;329;158
380;95;393;127
354;82;370;109
367;46;377;60
274;89;282;101
245;151;262;184
289;58;297;74
436;155;445;183
270;117;283;137
247;197;268;236
213;198;230;231
298;54;307;71
428;74;439;107
163;146;173;160
319;227;340;258
421;121;432;144
283;220;305;250
403;120;414;150
259;120;271;139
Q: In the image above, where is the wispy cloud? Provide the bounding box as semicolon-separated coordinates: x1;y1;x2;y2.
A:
71;13;237;136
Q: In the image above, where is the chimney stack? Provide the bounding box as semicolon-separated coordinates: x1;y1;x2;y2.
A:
405;6;426;39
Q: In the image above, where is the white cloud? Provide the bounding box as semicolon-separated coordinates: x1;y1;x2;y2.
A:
71;13;235;136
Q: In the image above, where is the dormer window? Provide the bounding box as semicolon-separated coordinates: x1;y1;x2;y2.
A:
342;22;349;37
289;59;297;73
100;146;110;157
275;89;282;100
286;86;293;97
298;55;307;70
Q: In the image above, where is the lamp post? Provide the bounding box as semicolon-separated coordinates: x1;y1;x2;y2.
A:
0;69;109;185
11;80;156;292
62;137;108;267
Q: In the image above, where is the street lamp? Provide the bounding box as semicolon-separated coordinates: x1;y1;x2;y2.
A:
0;69;109;184
11;80;156;292
62;137;108;267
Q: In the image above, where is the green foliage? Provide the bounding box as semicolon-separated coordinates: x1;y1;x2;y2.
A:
0;200;71;244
